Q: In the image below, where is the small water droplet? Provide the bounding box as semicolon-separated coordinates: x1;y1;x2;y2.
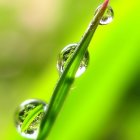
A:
14;99;48;139
57;43;89;77
95;5;114;25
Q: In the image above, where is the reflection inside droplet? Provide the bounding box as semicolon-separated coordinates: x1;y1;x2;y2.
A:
14;99;48;139
95;5;114;25
57;43;89;77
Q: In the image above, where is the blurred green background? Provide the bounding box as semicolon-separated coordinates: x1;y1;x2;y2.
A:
0;0;139;140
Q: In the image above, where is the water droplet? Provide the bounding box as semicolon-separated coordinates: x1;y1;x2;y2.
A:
14;99;48;139
57;43;89;77
95;5;114;25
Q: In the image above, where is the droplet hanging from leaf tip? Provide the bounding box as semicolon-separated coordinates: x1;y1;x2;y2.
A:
95;5;114;25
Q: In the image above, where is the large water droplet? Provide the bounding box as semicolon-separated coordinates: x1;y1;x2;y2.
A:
14;99;48;139
57;43;89;77
95;5;114;25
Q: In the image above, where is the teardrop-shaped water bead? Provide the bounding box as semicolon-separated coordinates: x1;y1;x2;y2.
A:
95;5;114;25
14;99;48;139
57;43;89;77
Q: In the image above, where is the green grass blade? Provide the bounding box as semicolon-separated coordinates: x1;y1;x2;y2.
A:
37;0;109;140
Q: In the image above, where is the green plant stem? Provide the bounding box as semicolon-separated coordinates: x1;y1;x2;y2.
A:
37;0;109;140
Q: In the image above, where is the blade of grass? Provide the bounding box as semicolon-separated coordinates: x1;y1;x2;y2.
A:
37;0;109;140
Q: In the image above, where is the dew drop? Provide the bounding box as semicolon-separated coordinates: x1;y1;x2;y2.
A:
14;99;48;139
57;43;89;77
95;5;114;25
